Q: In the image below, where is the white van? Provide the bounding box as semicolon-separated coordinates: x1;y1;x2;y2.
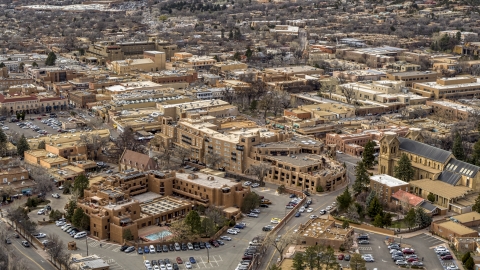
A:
74;231;87;239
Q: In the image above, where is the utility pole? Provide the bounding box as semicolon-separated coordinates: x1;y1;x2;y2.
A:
86;236;89;256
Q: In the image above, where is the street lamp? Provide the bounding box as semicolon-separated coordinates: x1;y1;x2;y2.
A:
399;236;402;246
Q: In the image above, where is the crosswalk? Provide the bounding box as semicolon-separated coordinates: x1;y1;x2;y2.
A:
358;246;373;251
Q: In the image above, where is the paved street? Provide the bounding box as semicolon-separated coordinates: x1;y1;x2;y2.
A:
0;220;55;270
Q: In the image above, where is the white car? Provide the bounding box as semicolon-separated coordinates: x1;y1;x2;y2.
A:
52;193;60;199
306;208;313;213
37;209;45;215
251;183;260;188
55;221;65;226
144;260;151;268
243;181;252;186
247;213;258;218
309;215;318;219
227;229;238;235
35;233;47;238
149;245;156;253
299;207;305;213
187;242;194;250
166;264;173;270
326;206;332;211
1;127;8;130
220;236;232;241
185;262;192;269
336;150;343;154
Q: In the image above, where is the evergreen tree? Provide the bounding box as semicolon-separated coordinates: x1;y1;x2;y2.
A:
394;153;414;182
353;161;369;194
367;196;383;218
462;252;471;264
73;174;89;198
66;200;77;220
0;62;5;68
382;212;392;227
366;190;376;207
32;61;38;67
37;140;46;149
16;134;30;157
465;256;475;270
0;128;7;155
372;213;384;227
228;29;234;39
452;132;465;161
362;140;376;169
184;210;201;233
471;140;480;166
72;208;89;230
45;52;57;66
472;194;480;213
245;47;253;59
292;251;305;270
336;188;352;211
427;192;435;203
404;208;416;228
415;207;432;228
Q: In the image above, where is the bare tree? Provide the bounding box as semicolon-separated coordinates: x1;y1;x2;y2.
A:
154;144;174;169
26;165;54;196
109;126;146;159
264;230;299;261
175;147;192;166
247;162;271;187
340;85;357;105
46;234;64;268
205;206;226;228
205;151;223;169
80;133;108;160
221;86;235;104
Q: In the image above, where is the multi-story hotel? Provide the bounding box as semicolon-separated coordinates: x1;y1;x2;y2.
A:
77;170;249;243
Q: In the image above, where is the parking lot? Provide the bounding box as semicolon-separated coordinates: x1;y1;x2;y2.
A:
337;230;447;270
34;185;297;270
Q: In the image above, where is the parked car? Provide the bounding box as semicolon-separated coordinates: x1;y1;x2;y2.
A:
74;231;87;239
247;213;258;218
189;257;196;264
319;210;327;215
21;241;30;247
412;261;424;267
358;240;369;244
395;260;408;266
125;246;135;253
295;212;301;217
220;236;232;241
34;233;47;238
251;183;260;188
37;209;45;215
227;229;238;235
441;255;453;260
309;215;318;219
187;242;194;250
402;248;415;254
344;254;351;261
243;181;251;186
337;254;344;260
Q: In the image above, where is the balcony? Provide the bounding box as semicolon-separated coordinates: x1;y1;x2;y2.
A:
173;188;209;204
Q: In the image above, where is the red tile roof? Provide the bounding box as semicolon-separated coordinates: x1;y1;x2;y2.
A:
391;190;424;206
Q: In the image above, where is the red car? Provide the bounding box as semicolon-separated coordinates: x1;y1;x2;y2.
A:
402;248;415;254
337;254;344;260
176;257;183;264
210;240;219;247
441;255;453;260
242;255;253;260
407;258;418;263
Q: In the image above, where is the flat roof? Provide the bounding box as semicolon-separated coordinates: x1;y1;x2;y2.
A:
450;212;480;224
175;172;239;188
409;179;471;199
370;174;408;187
437;220;477;235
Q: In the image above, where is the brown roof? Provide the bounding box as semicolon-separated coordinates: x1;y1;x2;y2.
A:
392;190;424;206
120;150;156;169
0;94;37;103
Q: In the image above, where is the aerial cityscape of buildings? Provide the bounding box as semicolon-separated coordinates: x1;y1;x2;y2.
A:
2;0;480;270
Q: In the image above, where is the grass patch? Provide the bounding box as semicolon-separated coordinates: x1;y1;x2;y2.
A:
392;219;409;229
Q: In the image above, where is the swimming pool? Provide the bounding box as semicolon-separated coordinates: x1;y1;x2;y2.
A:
144;230;172;241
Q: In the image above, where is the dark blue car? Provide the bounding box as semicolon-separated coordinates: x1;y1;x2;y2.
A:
189;257;196;264
144;246;149;253
295;212;301;217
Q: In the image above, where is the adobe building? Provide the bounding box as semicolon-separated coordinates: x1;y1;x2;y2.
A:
78;170;250;243
412;76;480;99
385;71;439;87
296;218;354;250
109;51;166;75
